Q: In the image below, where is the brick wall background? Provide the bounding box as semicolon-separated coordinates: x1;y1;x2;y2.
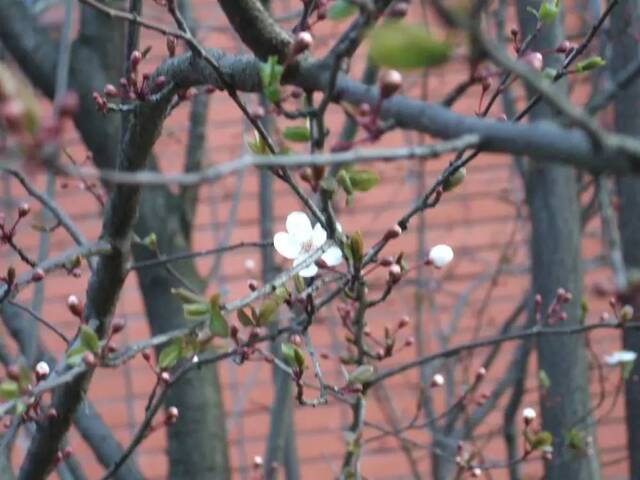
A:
0;1;630;478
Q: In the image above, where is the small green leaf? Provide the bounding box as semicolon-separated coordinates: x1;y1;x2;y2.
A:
237;308;255;327
183;302;210;320
158;341;182;369
281;342;305;370
79;325;100;354
257;299;280;326
348;169;380;192
539;369;551;390
530;431;553;450
293;274;305;294
350;231;364;267
141;232;158;250
336;169;354;207
260;56;284;104
13;400;26;416
209;294;230;337
0;380;20;401
443;167;466;192
348;364;375;385
282;125;311;143
247;130;271;155
171;288;206;305
293;346;306;370
66;344;88;366
566;429;586;451
526;5;539;18
273;286;290;303
328;0;357;21
368;22;452;70
575;56;606;73
538;1;559;24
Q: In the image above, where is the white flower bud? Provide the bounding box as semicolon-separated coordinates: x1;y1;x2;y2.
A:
428;244;454;268
431;373;445;387
35;361;50;380
522;407;537;423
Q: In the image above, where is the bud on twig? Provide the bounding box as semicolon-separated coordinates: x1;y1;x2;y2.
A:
130;50;143;71
431;373;445;387
621;304;634;323
35;361;50;381
18;203;30;218
31;268;45;282
379;70;403;99
67;295;83;318
165;406;179;425
522;51;544;71
383;224;402;241
104;84;119;97
290;31;314;57
388;263;402;283
522;407;536;425
82;351;97;368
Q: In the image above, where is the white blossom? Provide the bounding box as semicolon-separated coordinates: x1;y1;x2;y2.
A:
604;350;637;366
273;211;343;277
428;244;454;268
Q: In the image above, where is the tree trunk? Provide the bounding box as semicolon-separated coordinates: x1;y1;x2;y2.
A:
611;1;640;478
517;2;600;479
134;185;230;479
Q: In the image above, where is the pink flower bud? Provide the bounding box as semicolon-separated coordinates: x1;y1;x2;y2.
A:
130;50;143;70
104;84;118;97
291;31;314;56
404;336;415;347
67;295;83;318
31;268;45;282
82;351;97;368
476;366;487;380
383;224;402;241
397;316;410;329
165;406;179;425
111;318;126;335
388;263;402;283
18;203;30;218
289;333;303;347
522;51;544;71
379;70;403;99
159;371;171;383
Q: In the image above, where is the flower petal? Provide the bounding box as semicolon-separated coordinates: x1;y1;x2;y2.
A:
312;223;327;248
286;211;313;242
322;246;343;266
298;263;318;277
274;232;301;259
294;254;318;277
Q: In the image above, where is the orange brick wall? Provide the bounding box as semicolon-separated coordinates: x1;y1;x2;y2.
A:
0;1;630;479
